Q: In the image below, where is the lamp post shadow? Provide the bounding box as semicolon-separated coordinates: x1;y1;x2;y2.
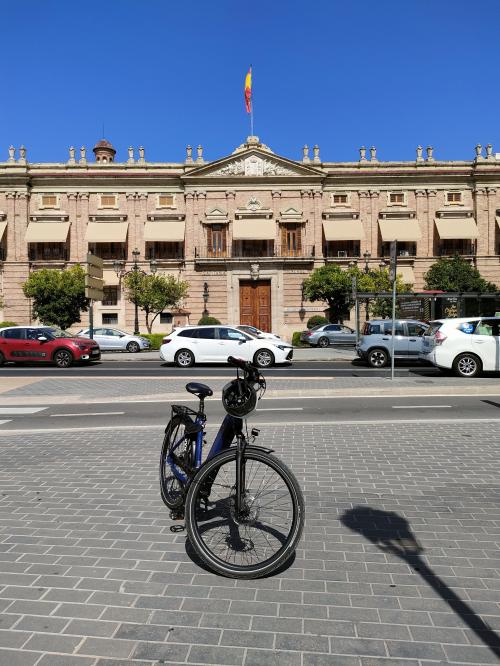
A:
341;506;500;659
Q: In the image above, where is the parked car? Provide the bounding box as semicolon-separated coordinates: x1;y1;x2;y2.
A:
300;323;357;347
356;319;428;367
236;325;281;340
0;325;101;368
77;327;150;353
160;325;293;368
421;316;500;377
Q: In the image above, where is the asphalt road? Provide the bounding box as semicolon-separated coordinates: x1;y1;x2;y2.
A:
0;358;441;378
2;394;500;432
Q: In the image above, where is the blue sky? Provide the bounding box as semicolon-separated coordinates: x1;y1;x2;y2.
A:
3;0;500;164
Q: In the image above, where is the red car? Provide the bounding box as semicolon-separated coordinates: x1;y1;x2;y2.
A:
0;326;101;368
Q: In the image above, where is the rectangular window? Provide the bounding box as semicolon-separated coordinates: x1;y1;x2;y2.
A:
332;194;348;205
389;192;405;204
280;223;302;256
447;192;462;203
100;194;117;208
102;313;118;325
102;286;118;306
158;194;175;207
40;195;58;208
160;312;172;324
207;224;227;257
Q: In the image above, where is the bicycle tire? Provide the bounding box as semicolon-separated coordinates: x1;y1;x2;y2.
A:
159;415;194;509
184;447;304;579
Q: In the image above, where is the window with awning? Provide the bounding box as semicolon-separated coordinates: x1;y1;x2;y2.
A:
435;218;478;239
25;222;70;243
322;219;364;241
232;219;275;240
143;221;185;242
85;222;129;243
378;219;421;242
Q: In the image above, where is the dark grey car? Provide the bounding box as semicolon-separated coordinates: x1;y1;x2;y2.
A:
300;323;357;347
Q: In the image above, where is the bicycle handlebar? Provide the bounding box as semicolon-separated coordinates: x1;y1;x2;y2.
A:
227;356;263;384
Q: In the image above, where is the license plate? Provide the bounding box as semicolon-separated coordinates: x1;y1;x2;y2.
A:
91;349;99;356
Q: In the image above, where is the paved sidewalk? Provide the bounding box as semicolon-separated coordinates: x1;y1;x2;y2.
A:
0;422;499;664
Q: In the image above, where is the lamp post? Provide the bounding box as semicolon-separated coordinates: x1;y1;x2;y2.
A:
348;261;359;344
363;251;371;319
114;248;158;335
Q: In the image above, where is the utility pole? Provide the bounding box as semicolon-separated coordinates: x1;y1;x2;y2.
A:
389;241;397;381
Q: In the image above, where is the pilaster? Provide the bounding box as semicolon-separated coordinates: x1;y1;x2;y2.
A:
486;188;497;256
185;192;195;260
426;190;437;256
225;190;236;253
78;193;89;259
67;193;78;260
369;191;380;256
195;191;206;254
272;190;281;247
474;188;488;256
16;193;29;261
312;190;322;258
126;193;137;251
5;193;16;261
415;190;427;257
358;191;371;256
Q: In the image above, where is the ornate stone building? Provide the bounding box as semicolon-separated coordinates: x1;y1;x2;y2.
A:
0;137;499;340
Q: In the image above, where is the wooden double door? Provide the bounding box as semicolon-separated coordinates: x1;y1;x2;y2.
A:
239;280;271;332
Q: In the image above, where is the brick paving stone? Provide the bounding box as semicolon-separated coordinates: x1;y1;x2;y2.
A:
0;421;500;664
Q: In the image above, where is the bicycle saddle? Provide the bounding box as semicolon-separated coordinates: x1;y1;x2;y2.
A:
185;382;213;398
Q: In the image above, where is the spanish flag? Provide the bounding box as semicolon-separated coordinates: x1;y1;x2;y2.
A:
244;67;252;114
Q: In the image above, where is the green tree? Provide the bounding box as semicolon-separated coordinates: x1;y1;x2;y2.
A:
123;272;189;333
302;264;412;322
424;255;497;292
22;265;88;329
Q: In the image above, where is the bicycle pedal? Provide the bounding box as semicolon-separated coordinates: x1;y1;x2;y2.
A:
169;509;185;521
169;524;185;533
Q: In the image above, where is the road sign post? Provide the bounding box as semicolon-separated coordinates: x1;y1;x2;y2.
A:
85;253;104;339
389;241;397;380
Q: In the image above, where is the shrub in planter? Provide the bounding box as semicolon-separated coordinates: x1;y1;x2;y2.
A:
139;333;166;350
0;321;17;328
307;315;328;329
292;331;307;347
197;316;221;325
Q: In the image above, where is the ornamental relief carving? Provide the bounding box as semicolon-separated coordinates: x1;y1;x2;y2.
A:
208;156;298;177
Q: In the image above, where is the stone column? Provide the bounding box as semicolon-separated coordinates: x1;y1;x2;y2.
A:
195;192;206;255
5;193;16;261
486;188;497;257
369;191;380;257
67;193;78;261
473;188;487;256
415;190;427;257
185;192;195;260
426;190;437;256
357;192;370;257
312;191;323;263
16;193;30;261
126;193;137;253
78;193;90;260
135;194;147;259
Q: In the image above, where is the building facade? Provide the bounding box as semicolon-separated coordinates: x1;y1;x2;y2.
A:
1;137;500;340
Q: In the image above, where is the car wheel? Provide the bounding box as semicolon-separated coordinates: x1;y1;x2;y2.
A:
453;353;481;378
0;351;4;366
318;336;329;348
368;348;389;368
253;349;275;368
175;349;195;368
126;341;140;353
53;349;74;369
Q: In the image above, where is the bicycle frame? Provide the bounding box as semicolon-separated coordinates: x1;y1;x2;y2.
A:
167;410;244;485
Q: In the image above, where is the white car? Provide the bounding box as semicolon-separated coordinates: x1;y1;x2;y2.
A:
420;316;500;377
159;325;293;368
236;325;281;340
77;327;150;353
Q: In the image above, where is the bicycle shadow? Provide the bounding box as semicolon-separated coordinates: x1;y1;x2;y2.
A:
340;506;500;659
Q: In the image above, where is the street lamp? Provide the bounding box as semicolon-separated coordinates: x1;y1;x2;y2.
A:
114;247;158;335
348;261;360;344
202;282;209;315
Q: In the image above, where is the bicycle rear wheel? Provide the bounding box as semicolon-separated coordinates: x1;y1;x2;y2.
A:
185;447;304;579
160;415;194;509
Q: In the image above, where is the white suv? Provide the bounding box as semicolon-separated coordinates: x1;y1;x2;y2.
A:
159;325;293;368
421;317;500;377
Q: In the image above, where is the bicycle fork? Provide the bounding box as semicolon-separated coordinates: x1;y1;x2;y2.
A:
235;434;247;516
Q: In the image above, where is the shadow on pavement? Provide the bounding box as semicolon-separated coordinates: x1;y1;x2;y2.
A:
341;506;500;659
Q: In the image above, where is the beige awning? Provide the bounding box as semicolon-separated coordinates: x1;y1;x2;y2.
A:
379;219;421;242
25;222;70;243
232;219;275;240
435;218;478;239
322;219;365;241
0;221;6;240
144;221;185;242
495;215;500;230
85;222;128;243
397;265;415;285
102;270;120;286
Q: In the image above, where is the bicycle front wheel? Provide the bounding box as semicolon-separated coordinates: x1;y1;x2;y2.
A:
160;415;194;510
185;448;304;579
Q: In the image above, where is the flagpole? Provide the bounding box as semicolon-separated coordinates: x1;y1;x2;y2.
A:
250;65;254;136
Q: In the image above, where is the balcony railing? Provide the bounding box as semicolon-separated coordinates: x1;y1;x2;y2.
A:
28;245;69;261
145;247;184;260
437;244;476;257
88;244;127;260
323;246;360;259
195;245;315;259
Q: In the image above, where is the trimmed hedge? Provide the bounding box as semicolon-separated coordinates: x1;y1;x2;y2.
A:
292;331;307;347
307;315;329;329
0;321;17;328
197;316;221;325
140;333;166;350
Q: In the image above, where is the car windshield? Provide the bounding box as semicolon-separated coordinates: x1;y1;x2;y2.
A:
43;328;74;339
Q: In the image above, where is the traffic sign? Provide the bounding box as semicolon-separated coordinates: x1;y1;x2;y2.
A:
85;253;104;301
389;240;397;283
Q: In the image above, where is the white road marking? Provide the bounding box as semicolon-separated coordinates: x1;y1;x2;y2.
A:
50;411;125;418
0;420;11;426
0;407;47;414
257;407;303;412
392;405;452;409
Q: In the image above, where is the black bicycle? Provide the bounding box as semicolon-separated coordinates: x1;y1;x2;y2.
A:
160;355;304;578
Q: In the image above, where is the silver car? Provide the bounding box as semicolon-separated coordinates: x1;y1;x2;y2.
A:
236;325;281;340
77;327;150;353
356;319;428;367
300;323;357;347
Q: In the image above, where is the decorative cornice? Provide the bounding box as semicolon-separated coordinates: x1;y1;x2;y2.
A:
436;209;474;219
89;214;128;222
147;212;185;221
30;212;69;222
323;210;360;220
379;210;416;219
